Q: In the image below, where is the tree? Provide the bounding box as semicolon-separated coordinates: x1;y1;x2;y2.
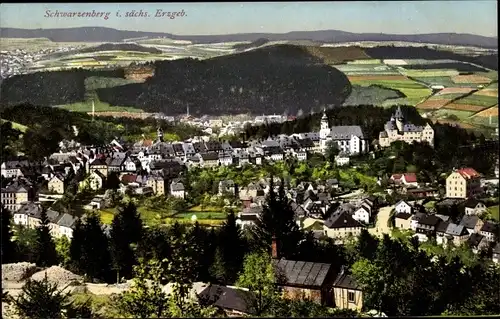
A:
209;247;227;283
7;273;90;319
117;258;168;318
250;178;303;259
236;251;282;316
1;205;16;263
110;213;136;283
54;236;71;268
105;171;121;190
70;213;112;282
33;208;58;267
325;140;340;163
215;212;246;284
117;202;143;244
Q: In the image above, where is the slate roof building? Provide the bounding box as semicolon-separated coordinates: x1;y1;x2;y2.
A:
319;109;368;155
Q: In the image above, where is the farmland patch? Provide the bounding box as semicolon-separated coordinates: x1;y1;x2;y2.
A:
411;76;478;88
416;99;452;110
346;59;382;64
473;105;498;118
452;74;492;84
400;69;460;77
434;87;476;96
433;108;475;120
475;88;498;97
454;94;498;107
403;63;488;72
342;84;404;107
442;103;486;112
383;59;408;65
303;46;371;64
347;75;408;81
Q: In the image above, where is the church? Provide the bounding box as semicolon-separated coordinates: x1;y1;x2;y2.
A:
319;109;368;155
378;106;434;148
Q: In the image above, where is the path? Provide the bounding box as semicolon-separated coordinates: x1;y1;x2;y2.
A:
369;205;394;238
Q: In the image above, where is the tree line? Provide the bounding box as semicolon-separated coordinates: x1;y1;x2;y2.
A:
0;68;125;107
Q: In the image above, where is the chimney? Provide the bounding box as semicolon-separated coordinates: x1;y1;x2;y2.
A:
271;236;279;259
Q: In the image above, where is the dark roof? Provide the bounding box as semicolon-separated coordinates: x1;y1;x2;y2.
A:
90;158;107;166
333;269;361;290
395;212;412;220
459;215;480;229
467;233;485;247
274;259;333;289
445;223;468;236
419;214;440;226
200;152;219;161
198;284;254;315
480;221;499;233
436;221;450;233
324;210;362;229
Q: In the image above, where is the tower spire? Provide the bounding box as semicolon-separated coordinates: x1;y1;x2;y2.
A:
92;100;95;121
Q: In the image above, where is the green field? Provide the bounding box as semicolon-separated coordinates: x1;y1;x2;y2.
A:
57;99;144;113
0;119;28;132
488;205;499;221
399;69;460;77
342;84;403;107
334;64;398;75
411;76;479;88
350;79;432;106
433;109;475;120
454;94;498;107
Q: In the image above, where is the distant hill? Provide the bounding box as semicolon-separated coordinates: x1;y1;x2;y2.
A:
46;43;162;59
0;27;497;48
233;38;270;51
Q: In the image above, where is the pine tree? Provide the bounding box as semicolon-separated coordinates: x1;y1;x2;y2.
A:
118;202;143;243
218;212;246;284
209;247;227;283
69;218;85;274
110;213;136;283
33;208;58;267
250;177;303;259
1;205;16;263
80;213;112;282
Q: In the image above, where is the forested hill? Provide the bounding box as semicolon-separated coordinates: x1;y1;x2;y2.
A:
95;45;352;115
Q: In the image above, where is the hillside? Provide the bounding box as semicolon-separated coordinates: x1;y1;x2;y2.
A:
1;27;497;48
95;45;352;115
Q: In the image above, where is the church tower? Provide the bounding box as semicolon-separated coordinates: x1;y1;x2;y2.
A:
394;106;404;132
157;126;164;142
320;108;330;139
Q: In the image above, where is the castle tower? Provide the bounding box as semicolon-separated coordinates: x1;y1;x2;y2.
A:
394;106;404;132
320;108;330;139
157;126;164;142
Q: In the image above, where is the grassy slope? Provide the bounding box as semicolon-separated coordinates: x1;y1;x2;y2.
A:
0;119;28;132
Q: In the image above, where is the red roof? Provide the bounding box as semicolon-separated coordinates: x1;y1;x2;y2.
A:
121;174;138;184
143;139;153;147
457;168;480;179
390;174;402;181
402;173;417;183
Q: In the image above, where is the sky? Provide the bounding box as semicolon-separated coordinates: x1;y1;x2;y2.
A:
0;1;497;37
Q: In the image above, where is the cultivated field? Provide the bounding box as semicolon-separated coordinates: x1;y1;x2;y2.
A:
453;94;498;107
441;103;486;112
433;108;475;120
452;74;492;84
416;99;452;110
475;88;498;97
399;69;460;77
434;87;476;96
0;38;103;52
473;105;499;117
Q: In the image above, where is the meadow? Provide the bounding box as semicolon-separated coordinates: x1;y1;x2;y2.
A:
342;84;404;107
454;94;498;107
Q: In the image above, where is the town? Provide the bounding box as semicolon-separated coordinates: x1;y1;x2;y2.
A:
2;105;499;317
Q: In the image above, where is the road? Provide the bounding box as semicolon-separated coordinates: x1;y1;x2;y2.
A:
369;205;394;238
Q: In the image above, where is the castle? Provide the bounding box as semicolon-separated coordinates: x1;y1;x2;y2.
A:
378;106;434;148
319;109;368;155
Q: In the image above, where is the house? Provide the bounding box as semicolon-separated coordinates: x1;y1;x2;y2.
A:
236;205;263;230
352;203;371;225
122;156;140;172
415;214;440;242
83;197;106;210
479;221;498;242
170;181;185;199
395;200;412;214
390;173;418;187
332;266;363;312
218;153;234;166
323;211;364;242
1;160;30;178
335;153;350;166
459;215;484;235
1;180;34;212
55;213;77;239
200;152;220;168
492;242;500;263
88;158;108;176
395;212;412;230
107;156;126;174
198;284;255;317
467;233;488;254
273;248;337;306
13;202;42;226
462;199;487;216
82;170;106;191
405;187;439;198
446;168;482;199
436;220;450;245
444;223;470;246
410;212;426;231
48;175;65;194
146;175;165;196
219;180;236;197
325;179;340;190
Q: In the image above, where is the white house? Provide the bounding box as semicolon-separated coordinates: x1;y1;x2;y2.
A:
395;200;412;214
335;153;350;166
463;200;487;216
352;205;371;224
170;181;185;199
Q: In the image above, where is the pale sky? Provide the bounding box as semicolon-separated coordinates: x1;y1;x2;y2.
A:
0;1;497;37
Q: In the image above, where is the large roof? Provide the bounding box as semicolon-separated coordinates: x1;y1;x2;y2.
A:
198;284;254;315
327;126;365;140
274;259;333;289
